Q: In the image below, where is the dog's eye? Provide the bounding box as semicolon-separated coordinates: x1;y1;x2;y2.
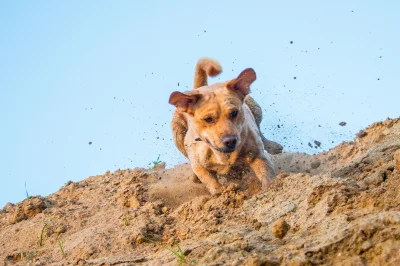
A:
204;117;214;123
230;110;238;119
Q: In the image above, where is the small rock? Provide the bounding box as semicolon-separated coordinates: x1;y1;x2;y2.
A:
364;170;385;186
233;232;243;240
147;223;155;231
254;221;262;231
136;235;144;244
394;149;400;171
281;201;297;213
183;247;192;256
231;240;248;250
310;159;321;169
356;130;368;138
161;207;168;213
272;218;290;239
359;240;373;253
55;225;67;234
75;259;87;266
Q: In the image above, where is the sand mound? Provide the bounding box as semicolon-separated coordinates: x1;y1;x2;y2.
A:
1;118;400;265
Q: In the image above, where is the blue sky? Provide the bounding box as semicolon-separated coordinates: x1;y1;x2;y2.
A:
1;0;399;207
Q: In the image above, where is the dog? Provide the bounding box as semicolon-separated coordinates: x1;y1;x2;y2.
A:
169;58;280;195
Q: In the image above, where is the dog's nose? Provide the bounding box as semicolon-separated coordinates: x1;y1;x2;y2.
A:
222;135;238;150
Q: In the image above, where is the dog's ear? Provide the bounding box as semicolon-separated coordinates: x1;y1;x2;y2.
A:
169;91;200;113
226;68;256;98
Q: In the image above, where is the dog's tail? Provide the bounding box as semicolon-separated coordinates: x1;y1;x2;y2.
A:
193;57;222;89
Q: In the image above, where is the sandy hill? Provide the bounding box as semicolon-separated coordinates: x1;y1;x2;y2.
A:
1;118;400;265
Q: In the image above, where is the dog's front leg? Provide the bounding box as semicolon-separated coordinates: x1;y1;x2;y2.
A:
192;165;222;195
250;155;276;189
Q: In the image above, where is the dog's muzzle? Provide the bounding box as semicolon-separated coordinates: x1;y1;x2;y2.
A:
201;135;239;154
217;135;238;153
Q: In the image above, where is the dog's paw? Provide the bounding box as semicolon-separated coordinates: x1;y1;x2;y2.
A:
261;181;272;190
209;185;223;196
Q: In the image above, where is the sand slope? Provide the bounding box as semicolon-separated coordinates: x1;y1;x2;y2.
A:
1;118;400;265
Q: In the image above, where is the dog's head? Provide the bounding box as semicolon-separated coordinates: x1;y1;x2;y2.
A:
169;68;256;153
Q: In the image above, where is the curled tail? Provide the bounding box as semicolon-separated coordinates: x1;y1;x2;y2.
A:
193;57;222;89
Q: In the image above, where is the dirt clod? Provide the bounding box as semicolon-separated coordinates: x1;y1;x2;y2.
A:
6;196;48;224
271;218;290;239
314;140;322;147
356;129;368;138
311;159;321;169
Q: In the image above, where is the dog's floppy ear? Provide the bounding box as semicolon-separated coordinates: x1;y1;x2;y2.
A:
226;68;256;98
169;91;200;113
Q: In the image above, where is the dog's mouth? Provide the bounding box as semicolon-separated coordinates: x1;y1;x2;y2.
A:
201;137;236;154
214;147;236;154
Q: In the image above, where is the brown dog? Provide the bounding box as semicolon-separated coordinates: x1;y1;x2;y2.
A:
169;58;279;195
